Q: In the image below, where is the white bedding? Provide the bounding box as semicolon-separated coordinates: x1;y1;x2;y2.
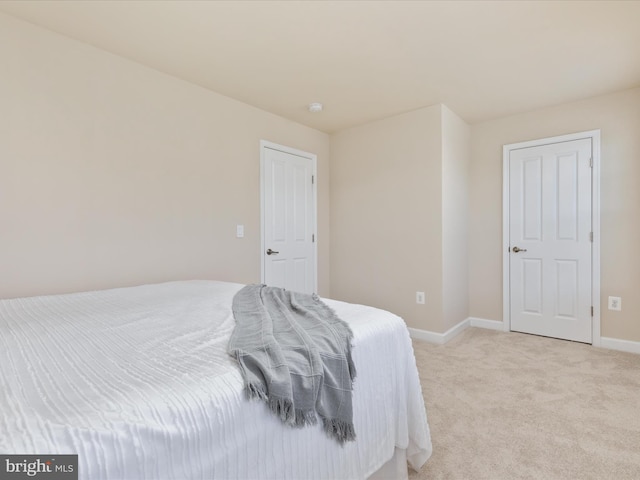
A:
0;280;431;479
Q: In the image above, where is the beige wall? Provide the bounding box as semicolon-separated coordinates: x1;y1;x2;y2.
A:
330;104;471;333
4;12;637;344
470;87;640;342
0;13;331;298
441;106;470;331
330;106;444;331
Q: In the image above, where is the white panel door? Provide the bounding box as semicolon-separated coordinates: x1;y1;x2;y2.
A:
509;138;592;343
262;145;316;294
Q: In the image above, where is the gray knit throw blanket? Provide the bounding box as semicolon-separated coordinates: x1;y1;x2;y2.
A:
228;284;357;444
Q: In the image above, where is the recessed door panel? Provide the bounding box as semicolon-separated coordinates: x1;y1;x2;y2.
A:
556;260;578;319
271;160;287;243
522;259;542;314
556;153;578;241
293;258;308;294
522;157;543;242
293;164;308;243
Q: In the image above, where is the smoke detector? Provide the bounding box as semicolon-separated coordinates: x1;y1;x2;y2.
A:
308;102;323;113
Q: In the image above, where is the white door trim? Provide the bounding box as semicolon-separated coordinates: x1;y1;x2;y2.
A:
502;130;601;346
260;140;318;293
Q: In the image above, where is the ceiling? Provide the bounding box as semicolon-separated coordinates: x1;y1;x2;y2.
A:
2;0;639;133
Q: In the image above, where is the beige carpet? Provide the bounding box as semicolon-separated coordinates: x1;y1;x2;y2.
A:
408;327;640;480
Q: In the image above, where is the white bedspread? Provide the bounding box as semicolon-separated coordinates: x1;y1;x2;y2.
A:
0;281;431;479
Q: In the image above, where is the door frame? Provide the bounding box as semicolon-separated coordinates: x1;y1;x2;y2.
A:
502;130;601;346
260;140;318;292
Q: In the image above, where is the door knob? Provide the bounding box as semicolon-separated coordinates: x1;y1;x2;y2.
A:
512;246;527;253
266;248;280;256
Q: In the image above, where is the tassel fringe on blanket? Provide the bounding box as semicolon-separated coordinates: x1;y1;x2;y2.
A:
229;284;357;444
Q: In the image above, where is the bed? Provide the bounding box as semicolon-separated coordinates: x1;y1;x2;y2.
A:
0;280;431;479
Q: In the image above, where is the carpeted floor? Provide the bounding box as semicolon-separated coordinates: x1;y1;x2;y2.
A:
408;327;640;480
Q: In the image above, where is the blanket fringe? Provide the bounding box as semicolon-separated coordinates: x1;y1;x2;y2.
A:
293;408;318;427
245;382;268;402
268;396;295;424
246;384;300;425
322;417;356;444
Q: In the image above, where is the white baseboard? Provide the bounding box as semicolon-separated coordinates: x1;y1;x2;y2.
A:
600;337;640;355
410;317;640;355
469;317;506;331
408;327;445;344
409;318;470;344
443;318;471;343
408;317;501;344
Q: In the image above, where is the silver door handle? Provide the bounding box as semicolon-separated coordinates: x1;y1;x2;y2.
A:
512;246;527;253
266;248;279;256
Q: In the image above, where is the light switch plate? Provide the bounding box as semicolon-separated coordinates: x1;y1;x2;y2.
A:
236;225;244;238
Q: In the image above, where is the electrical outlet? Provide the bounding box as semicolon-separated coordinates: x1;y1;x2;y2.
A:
608;296;622;311
416;292;425;305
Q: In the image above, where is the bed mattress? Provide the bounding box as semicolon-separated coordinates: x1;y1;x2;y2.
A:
0;280;431;479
